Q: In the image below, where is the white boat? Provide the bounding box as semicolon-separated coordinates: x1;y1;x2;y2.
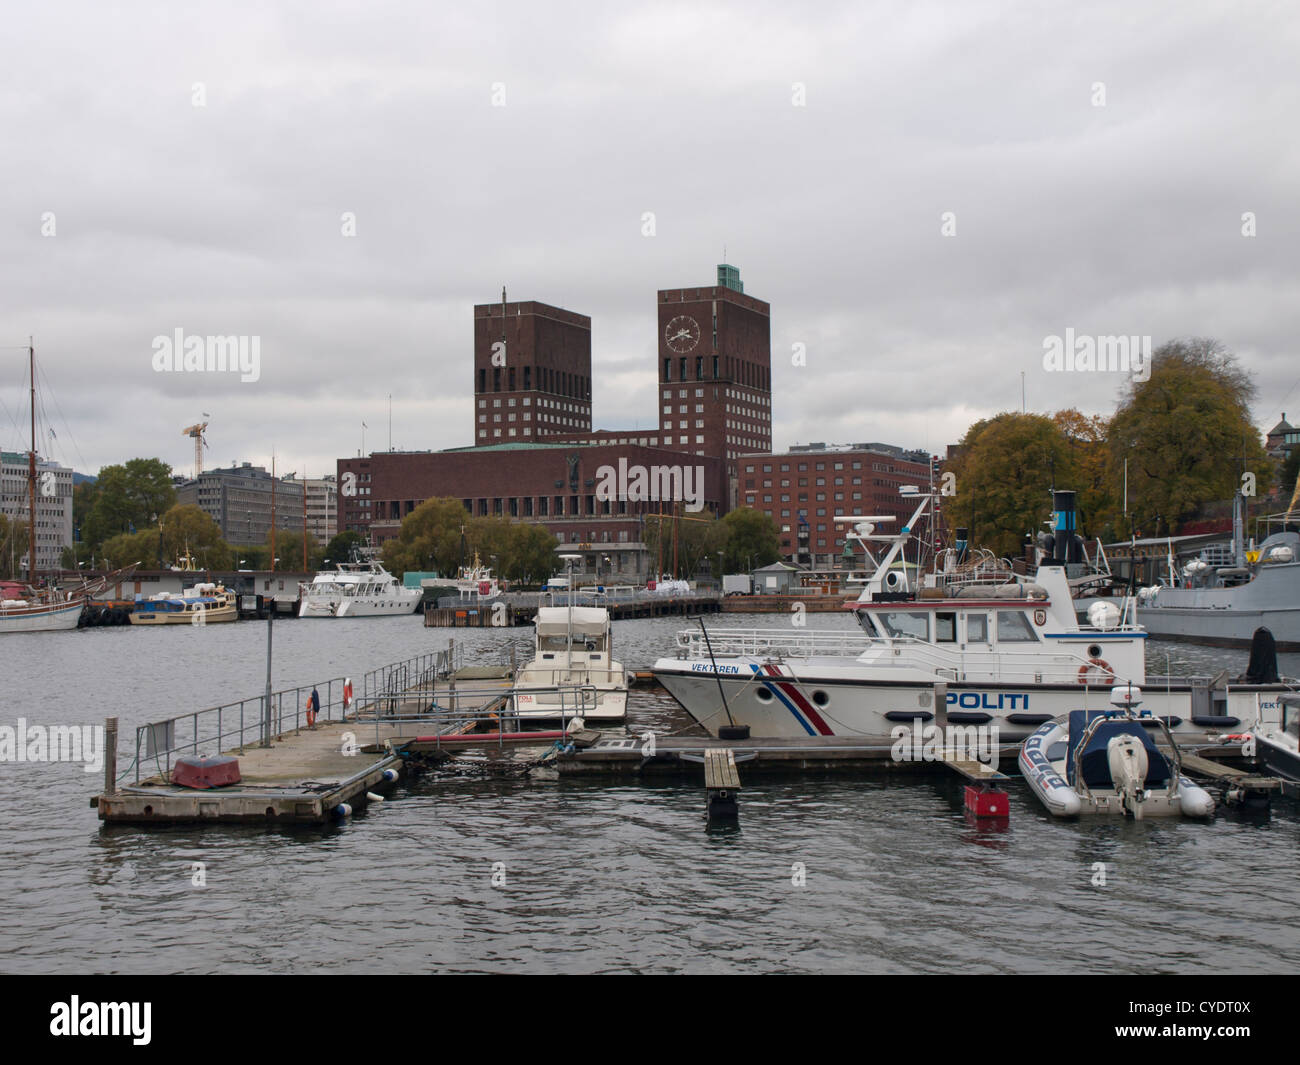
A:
1254;694;1300;784
449;554;500;601
1019;687;1215;818
512;594;628;724
652;488;1293;743
130;582;237;625
298;561;422;617
0;591;85;633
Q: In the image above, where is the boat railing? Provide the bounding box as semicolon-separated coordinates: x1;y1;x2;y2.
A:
361;681;601;750
513;661;627;688
129;643;465;784
675;628;880;659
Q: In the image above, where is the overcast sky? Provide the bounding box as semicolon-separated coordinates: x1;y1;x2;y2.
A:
3;1;1297;481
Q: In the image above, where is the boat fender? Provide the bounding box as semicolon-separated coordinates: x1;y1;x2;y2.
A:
382;768;399;783
335;803;353;818
366;791;383;802
1178;780;1215;818
1077;658;1114;685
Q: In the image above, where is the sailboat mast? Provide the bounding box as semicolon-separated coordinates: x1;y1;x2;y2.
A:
270;453;277;572
28;341;37;584
301;466;308;571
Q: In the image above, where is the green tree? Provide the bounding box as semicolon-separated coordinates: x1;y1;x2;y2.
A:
264;530;321;572
381;497;471;577
323;530;364;566
500;521;558;584
100;528;164;569
946;412;1080;558
0;513;30;580
1107;339;1267;536
643;510;726;578
162;503;234;569
719;506;781;572
85;458;176;548
1052;409;1116;538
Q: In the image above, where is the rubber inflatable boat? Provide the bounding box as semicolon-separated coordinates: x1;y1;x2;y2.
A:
1019;686;1215;819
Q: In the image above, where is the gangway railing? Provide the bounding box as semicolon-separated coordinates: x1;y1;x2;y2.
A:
130;642;464;784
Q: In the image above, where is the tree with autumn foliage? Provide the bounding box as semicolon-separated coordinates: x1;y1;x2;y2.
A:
1052;408;1116;538
944;412;1081;558
1107;339;1267;537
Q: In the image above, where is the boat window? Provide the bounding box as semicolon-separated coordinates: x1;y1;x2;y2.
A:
996;610;1038;642
875;611;930;640
966;613;989;643
935;612;957;643
1285;706;1299;739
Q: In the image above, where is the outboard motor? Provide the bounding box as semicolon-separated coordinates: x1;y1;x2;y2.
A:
1107;734;1150;820
1244;627;1279;684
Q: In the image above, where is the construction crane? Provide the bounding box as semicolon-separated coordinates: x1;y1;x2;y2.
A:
182;417;210;479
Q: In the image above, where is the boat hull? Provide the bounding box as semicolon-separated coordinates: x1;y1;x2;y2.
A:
0;599;84;633
129;603;237;625
1138;562;1300;650
1256;731;1300;782
653;658;1279;744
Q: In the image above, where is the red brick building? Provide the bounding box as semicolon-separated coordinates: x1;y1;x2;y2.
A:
741;443;933;567
339;442;724;578
338;265;770;578
473;297;593;445
657;264;772;504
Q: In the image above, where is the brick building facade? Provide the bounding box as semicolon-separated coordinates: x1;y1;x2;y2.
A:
741;443;932;568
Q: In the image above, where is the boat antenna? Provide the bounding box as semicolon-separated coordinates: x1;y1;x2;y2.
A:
693;614;737;728
559;553;581;656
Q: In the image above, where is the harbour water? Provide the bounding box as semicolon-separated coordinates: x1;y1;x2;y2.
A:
2;613;1299;974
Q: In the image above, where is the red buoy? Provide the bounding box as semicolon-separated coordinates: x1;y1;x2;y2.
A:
964;784;1008;818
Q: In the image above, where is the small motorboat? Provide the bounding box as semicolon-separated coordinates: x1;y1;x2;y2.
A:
1019;686;1215;819
130;583;237;625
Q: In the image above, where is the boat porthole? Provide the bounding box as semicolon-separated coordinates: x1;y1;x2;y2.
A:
756;687;773;702
812;690;830;707
1088;644;1102;659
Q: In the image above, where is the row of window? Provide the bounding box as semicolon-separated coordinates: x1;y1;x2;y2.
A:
663;355;770;389
478;366;590;399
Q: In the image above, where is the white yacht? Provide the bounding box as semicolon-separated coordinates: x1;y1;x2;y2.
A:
653;488;1294;742
512;560;628;723
298;561;422;618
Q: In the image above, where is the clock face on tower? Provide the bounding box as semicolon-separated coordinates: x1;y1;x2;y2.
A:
665;315;701;354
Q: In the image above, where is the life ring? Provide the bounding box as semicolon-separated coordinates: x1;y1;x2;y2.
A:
1077;658;1114;685
343;678;353;709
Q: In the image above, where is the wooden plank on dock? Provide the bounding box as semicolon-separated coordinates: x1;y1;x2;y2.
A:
939;753;1009;783
704;747;741;790
1180;752;1279;792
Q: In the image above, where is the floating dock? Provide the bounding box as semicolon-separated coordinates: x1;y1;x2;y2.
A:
424;595;720;627
96;720;404;824
92;644;1294;826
